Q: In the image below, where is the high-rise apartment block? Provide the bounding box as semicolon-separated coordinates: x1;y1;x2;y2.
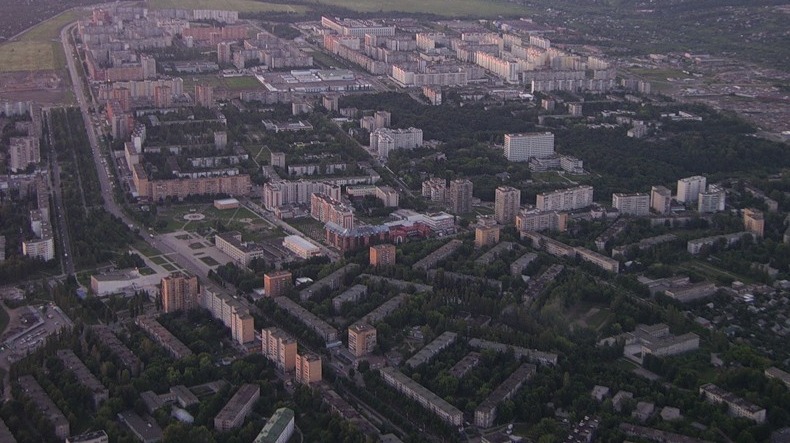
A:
261;327;298;372
448;179;473;214
612;193;650;216
504;132;555;162
217;42;232;64
422;178;447;202
194;84;214;107
495;186;521;224
295;352;322;384
516;209;568;232
676;176;706;203
536;185;593;211
370;244;396;266
650;185;672;214
743;208;765;238
698;185;725;213
348;323;377;357
310;193;354;229
264;271;292;297
161;272;199;313
370;127;423;158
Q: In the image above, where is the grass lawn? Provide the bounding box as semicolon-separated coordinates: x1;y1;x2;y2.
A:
148;0;307;13
320;0;526;17
0;10;82;72
162;264;177;272
199;256;220;266
686;260;750;284
133;241;163;258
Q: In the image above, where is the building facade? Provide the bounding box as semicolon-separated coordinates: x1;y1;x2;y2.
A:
504;132;555;162
495;186;521;224
161;272;199;313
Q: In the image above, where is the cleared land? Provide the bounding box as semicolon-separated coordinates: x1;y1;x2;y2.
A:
148;0;308;13
0;10;81;72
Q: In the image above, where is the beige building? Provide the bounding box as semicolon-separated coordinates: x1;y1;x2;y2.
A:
448;179;473;214
370;244;396;266
295;352;322;384
495;186;521;225
650;185;672;214
743;208;764;238
536;185;593;211
516;209;568;232
475;224;501;248
161;272;199;313
264;271;292;298
262;327;297;372
676;175;706;203
348;323;377;357
200;289;256;345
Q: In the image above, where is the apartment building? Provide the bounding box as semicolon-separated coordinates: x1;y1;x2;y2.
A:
90;325;142;376
298;263;359;301
348;323;377;357
214;384;261;431
612;193;650;216
698;185;725;213
261;327;297;372
369;127;423;158
536;185;594;211
475;224;501;248
699;384;765;423
475;364;536;428
132;164;251;201
254;407;295;443
264;271;293;298
310;193;354;230
56;349;108;408
272;296;339;343
332;285;368;312
161;272;199;313
650;185;672;214
504;133;555;162
8;137;40;172
468;338;558;366
380;367;463;426
687;232;752;255
295;352;322;384
17;375;70;439
135;315;193;360
765;367;790;389
495;186;521;225
445;179;473;214
575;247;620;273
412;239;463;271
200;289;255;345
422;178;447;202
743;208;765;238
676;176;706;203
516;209;568;233
405;331;458;368
370;244;396;267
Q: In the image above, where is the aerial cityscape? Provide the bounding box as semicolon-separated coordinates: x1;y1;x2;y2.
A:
0;0;789;442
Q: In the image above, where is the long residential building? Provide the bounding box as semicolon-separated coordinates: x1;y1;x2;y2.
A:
504;133;555;162
215;231;267;267
90;325;142;376
135;315;193;360
765;367;790;389
612;193;650;216
254;407;295;443
468;338;558;366
536;185;593;211
699;384;765;423
56;349;109;408
132;164;251;201
360;292;410;324
299;263;359;301
17;375;70;439
215;384;261;431
405;331;458;368
475;364;536;428
332;284;368;312
379;367;463;426
262;180;342;210
412;239;464;271
273;296;339;344
200;289;255;345
687;232;752;255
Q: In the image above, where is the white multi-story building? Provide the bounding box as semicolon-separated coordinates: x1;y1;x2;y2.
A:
536;185;593;211
676;176;706;203
504;132;555;162
283;235;322;259
370;128;423;158
700;384;766;423
612;193;650;216
698;185;725;213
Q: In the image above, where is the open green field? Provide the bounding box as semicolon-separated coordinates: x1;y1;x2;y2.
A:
319;0;526;17
158;203;274;239
148;0;307;13
182;74;262;91
0;10;82;72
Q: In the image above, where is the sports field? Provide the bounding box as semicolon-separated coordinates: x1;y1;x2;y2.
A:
148;0;308;13
0;10;81;72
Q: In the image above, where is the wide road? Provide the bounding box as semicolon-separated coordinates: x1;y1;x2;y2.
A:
43;109;76;275
59;24;229;295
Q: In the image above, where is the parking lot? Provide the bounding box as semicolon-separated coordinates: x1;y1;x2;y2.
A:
0;302;73;369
